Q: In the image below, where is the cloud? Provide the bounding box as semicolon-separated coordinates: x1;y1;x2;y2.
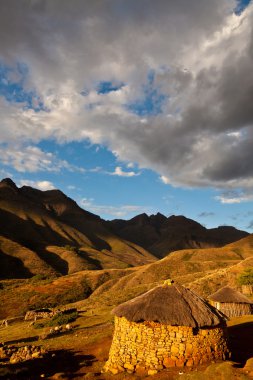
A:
67;185;76;190
215;190;253;204
198;212;215;217
0;144;85;173
80;197;150;218
160;175;171;185
110;166;140;177
0;145;56;173
247;220;253;229
0;1;253;195
19;179;55;191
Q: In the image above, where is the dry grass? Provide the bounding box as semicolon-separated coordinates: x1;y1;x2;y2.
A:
2;234;253;319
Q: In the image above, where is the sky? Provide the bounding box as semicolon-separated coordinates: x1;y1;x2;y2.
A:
0;0;253;231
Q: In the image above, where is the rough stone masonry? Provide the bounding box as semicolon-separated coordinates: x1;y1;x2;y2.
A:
104;315;230;375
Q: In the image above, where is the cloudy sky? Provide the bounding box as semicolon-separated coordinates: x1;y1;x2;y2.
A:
0;0;253;230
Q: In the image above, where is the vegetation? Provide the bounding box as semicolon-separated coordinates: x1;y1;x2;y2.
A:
30;273;57;283
237;268;253;285
63;244;79;253
48;311;78;326
35;310;79;328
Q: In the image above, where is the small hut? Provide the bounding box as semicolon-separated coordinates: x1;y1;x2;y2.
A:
209;286;253;319
241;284;253;296
104;280;230;375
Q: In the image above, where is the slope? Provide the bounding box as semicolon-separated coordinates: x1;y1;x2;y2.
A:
0;178;156;278
1;234;252;319
107;213;248;257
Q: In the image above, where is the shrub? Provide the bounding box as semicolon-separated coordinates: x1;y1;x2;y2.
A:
34;311;78;329
63;245;79;253
237;268;253;285
30;274;56;283
47;311;78;327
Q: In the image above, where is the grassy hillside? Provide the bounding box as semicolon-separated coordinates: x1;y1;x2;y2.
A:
1;234;253;319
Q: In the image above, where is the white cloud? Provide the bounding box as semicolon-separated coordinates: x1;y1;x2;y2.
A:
110;166;140;177
0;144;85;173
67;185;76;190
80;197;150;218
0;1;253;195
0;146;55;173
160;175;171;185
19;179;55;191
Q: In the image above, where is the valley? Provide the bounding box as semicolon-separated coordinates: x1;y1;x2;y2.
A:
0;179;253;379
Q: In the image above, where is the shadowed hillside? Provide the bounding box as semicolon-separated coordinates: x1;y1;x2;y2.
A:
0;178;156;278
107;213;248;258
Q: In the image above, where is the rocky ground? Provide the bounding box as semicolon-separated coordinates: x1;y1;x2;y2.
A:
0;310;253;379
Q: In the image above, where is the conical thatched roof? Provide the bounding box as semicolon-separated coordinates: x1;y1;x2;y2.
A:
113;280;226;328
209;286;253;304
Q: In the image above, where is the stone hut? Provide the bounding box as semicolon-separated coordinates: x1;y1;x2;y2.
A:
241;284;253;296
209;286;253;319
104;280;230;375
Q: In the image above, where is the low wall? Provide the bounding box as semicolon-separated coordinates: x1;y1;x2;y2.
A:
104;316;230;375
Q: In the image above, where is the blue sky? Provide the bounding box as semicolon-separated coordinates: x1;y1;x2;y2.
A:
0;0;253;232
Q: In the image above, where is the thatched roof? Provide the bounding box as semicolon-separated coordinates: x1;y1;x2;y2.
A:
113;280;226;327
209;286;253;304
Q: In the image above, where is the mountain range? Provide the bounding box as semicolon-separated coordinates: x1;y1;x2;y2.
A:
0;178;248;279
107;213;248;258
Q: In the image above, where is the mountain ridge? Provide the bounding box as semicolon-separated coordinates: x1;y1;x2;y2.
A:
107;212;248;257
0;178;156;278
0;178;248;279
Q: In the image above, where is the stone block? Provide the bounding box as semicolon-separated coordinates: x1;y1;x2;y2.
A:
179;343;186;351
148;369;158;375
110;367;119;375
171;345;179;354
135;365;147;376
163;357;176;368
176;358;185;367
124;363;135;370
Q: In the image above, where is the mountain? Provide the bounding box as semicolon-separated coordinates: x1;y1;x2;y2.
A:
0;178;248;280
107;213;248;258
0;178;156;279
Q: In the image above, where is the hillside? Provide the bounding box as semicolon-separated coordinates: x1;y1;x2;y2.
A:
0;179;156;278
0;177;248;280
1;234;253;319
107;213;248;257
86;234;253;308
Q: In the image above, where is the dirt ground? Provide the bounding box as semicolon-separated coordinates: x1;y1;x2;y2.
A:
1;312;253;380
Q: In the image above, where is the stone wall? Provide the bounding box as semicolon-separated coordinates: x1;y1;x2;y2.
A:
103;316;230;375
24;309;55;321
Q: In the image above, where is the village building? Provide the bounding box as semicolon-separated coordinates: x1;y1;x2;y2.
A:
209;286;253;319
104;280;230;375
241;284;253;296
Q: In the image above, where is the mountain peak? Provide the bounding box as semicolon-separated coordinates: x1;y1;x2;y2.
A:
0;178;17;189
130;213;149;225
